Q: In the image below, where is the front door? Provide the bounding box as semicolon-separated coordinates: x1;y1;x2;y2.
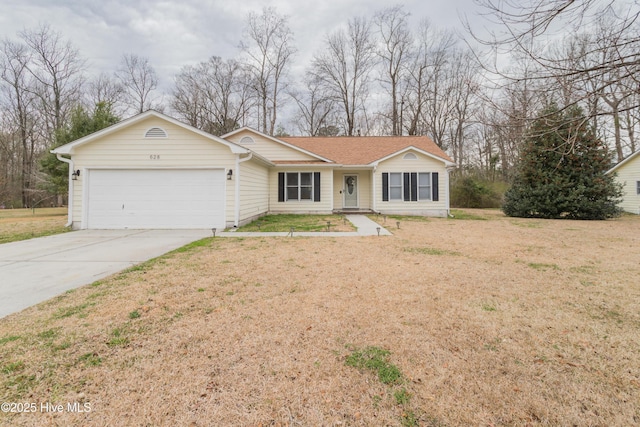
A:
343;175;358;208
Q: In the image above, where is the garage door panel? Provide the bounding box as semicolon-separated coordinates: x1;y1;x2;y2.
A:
87;169;225;229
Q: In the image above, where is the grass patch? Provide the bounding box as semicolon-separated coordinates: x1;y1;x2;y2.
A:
107;328;130;347
0;335;21;345
0;226;71;244
78;352;102;367
346;345;419;426
510;219;544;228
2;361;25;374
37;328;59;340
236;214;355;232
394;387;411;405
167;238;212;254
481;302;497;312
404;247;461;256
346;346;402;385
52;303;92;319
528;262;560;271
448;209;490;220
373;214;430;223
0;207;67;218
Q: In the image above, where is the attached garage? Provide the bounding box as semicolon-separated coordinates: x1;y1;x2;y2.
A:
85;169;226;229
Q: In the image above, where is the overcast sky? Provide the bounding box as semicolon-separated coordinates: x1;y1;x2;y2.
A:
0;0;484;90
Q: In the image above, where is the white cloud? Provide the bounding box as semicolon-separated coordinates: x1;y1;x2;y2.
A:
0;0;477;93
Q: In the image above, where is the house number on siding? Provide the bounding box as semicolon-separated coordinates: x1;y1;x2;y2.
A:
150;154;160;160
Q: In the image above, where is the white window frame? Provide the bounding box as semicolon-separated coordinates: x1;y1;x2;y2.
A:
389;172;403;200
418;172;432;201
385;172;433;202
285;172;313;201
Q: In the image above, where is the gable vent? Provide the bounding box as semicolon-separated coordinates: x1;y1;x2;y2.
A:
145;127;167;138
403;152;418;160
240;136;255;144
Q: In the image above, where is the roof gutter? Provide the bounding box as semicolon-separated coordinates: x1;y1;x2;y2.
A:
55;154;74;227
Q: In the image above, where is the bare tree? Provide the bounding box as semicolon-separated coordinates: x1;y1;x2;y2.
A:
311;16;377;136
172;57;254;135
1;40;34;206
241;7;296;135
289;73;336;136
403;21;456;137
172;64;206;129
374;5;413;135
446;49;481;165
115;53;159;115
19;24;85;140
469;0;640;119
86;72;125;115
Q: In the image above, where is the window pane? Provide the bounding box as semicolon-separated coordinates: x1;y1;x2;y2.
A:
287;187;298;200
300;173;312;185
390;173;402;185
390;187;402;200
418;173;431;200
287;173;298;185
419;187;431;200
300;187;312;200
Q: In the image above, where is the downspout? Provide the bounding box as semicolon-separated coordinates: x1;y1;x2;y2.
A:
446;166;455;217
55;154;74;227
234;152;253;227
372;165;377;213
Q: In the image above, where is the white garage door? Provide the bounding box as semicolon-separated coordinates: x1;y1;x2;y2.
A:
86;169;225;229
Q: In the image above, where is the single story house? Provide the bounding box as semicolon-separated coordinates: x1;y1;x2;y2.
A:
52;110;455;230
607;149;640;214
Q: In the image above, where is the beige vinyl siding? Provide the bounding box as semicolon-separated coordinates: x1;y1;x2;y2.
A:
71;116;237;228
228;129;319;161
614;155;640;214
333;171;372;210
375;151;448;216
268;168;333;213
238;157;269;225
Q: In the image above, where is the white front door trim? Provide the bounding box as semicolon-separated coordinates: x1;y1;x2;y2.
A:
343;174;359;209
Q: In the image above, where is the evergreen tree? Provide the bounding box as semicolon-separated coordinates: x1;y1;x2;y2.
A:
40;102;120;195
503;104;622;220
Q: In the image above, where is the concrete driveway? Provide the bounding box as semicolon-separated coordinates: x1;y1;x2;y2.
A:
0;229;212;318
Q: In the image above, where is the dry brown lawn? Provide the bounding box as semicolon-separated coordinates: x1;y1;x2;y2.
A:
1;210;639;426
0;208;69;243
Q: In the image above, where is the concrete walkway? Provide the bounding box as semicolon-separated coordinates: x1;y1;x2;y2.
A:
219;214;392;237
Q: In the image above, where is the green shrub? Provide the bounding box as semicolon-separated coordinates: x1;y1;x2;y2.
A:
451;175;503;208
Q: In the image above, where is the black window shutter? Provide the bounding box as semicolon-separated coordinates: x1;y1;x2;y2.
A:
432;172;439;201
278;172;285;202
313;172;321;202
410;172;418;201
403;173;410;201
382;173;389;201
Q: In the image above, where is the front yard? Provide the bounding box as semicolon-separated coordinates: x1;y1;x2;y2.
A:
0;210;638;426
0;207;69;244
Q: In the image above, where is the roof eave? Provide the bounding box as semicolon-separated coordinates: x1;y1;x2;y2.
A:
224;127;334;163
370;146;456;167
51;110;249;155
